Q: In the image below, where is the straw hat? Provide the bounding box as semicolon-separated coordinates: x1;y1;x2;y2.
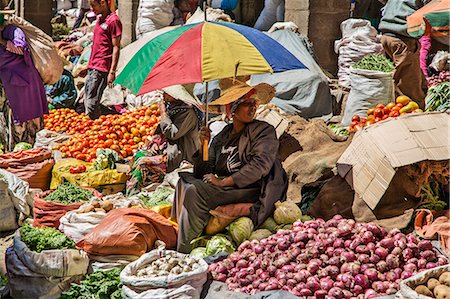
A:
209;78;275;106
162;85;202;109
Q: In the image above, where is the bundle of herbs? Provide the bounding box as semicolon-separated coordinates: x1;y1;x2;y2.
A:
44;182;93;204
353;54;395;73
20;223;75;253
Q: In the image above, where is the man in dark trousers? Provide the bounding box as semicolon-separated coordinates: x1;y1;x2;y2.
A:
378;0;429;108
85;0;122;119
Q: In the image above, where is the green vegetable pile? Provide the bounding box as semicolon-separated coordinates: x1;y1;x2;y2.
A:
52;23;70;41
44;182;93;204
0;272;7;288
425;82;450;112
328;124;349;137
138;187;174;208
13;142;32;151
60;268;122;299
93;149;119;170
205;235;235;256
20;223;75;253
227;217;254;245
353;54;395;73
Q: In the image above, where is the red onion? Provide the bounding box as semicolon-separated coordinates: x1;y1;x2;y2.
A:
328;256;340;266
307;260;321;274
349;237;362;250
366;242;376;252
357;254;370;264
365;223;381;236
388;228;401;237
418;240;433;250
385;271;398;282
333;281;346;289
344;239;352;248
342;289;353;299
351;284;364;295
379;238;394;250
338;273;355;288
401;271;413;279
364;289;378;299
374;247;388;259
277;240;290;251
361;231;375;243
340;262;350;273
347;262;361;276
341;251;356;263
426;262;437;269
236;260;248;269
406;234;417;244
372;281;387;293
286;279;296;288
254;245;264;254
386;254;400;269
403;263;417;273
354;274;369;289
258;282;268;290
216;273;227;282
299;288;312;296
333;238;345;248
421;250;436;262
355;245;370;255
418;258;427;269
328;287;344;298
369;254;380;264
320;277;334;291
327;265;340;278
360;263;375;272
306;279;320;291
338;224;353;237
437;255;449;266
378;272;386;281
364;268;378;282
391;246;402;256
314;290;328;299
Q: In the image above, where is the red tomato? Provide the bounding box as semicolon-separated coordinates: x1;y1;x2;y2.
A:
352;115;360;122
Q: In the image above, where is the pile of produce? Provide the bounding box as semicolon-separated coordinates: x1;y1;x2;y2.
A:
427;71;450;87
425;82;450;113
20;223;75;253
353;54;395;73
76;199;114;214
135;253;202;277
60;268;122;299
138;188;174;208
410;271;450;298
44;182;93;204
49;105;160;161
349;95;422;132
327;124;349;138
13;142;32;151
93;149;119;170
44;109;93;134
0;273;7;288
209;216;448;298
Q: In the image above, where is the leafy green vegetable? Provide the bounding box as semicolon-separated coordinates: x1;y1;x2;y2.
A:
20;224;75;253
328;124;349;137
425;82;450;112
205;235;235;256
249;229;272;241
52;23;70;41
190;247;207;258
0;272;7;288
44;182;93;204
13;142;32;151
60;268;122;299
93;149;119;170
259;217;278;233
227;217;254;245
273;201;302;225
138;188;174;208
419;182;448;211
353;54;395;73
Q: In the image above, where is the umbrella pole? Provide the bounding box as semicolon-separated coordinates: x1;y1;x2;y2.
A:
203;82;209;161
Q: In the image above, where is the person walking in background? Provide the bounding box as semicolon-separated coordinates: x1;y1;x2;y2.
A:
85;0;122;119
378;0;429;108
73;0;91;29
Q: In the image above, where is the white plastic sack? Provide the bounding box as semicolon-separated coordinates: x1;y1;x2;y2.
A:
335;19;384;89
89;254;139;272
122;284;196;299
396;265;450;299
185;7;233;24
6;247;83;299
13;231;89;277
126;90;162;110
136;0;174;39
120;247;208;299
33;129;71;150
341;67;394;126
0;179;17;232
6;14;64;85
101;85;125;106
0;169;31;225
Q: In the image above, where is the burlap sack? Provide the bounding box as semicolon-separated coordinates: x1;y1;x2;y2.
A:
77;208;178;256
0;148;51;168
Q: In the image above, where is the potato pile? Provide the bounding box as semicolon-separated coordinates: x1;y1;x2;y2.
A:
415;272;450;299
76;200;114;214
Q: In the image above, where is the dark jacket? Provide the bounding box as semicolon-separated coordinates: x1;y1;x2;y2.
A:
194;120;288;226
379;0;427;37
157;101;200;172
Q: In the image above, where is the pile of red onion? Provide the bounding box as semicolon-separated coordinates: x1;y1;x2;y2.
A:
209;215;449;298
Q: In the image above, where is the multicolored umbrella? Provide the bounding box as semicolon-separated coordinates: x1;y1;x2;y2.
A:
407;0;450;39
115;21;307;96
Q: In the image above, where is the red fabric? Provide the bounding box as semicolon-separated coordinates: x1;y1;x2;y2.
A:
139;24;203;95
88;12;122;73
419;35;432;78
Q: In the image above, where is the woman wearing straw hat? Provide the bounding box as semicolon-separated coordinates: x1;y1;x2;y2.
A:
172;78;288;253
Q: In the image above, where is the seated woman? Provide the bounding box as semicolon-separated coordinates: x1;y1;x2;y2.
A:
172;79;288;253
46;69;78;110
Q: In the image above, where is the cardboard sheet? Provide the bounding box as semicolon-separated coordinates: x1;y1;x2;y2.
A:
337;112;450;210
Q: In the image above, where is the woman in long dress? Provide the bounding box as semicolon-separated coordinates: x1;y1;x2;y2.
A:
172;79;288;253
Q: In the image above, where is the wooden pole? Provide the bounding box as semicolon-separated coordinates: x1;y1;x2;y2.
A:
202;82;209;161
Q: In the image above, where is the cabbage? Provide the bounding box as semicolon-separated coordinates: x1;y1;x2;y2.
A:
249;229;272;241
227;217;254;245
13;142;32;151
260;217;278;233
205;235;235;256
190;247;207;258
273;201;302;225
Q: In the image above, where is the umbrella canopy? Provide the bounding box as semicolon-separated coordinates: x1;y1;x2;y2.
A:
407;0;450;38
115;22;307;96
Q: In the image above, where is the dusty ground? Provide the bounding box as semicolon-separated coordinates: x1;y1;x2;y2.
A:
0;231;14;275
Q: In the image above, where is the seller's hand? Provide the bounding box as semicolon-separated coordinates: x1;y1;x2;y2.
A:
47;96;53;104
107;72;116;87
203;173;222;187
199;126;211;146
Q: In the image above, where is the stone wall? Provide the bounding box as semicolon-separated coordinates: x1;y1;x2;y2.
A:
18;0;53;35
285;0;351;75
118;0;140;47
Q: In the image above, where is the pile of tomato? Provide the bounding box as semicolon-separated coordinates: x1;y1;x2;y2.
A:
44;109;94;134
349;95;423;132
46;105;160;161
